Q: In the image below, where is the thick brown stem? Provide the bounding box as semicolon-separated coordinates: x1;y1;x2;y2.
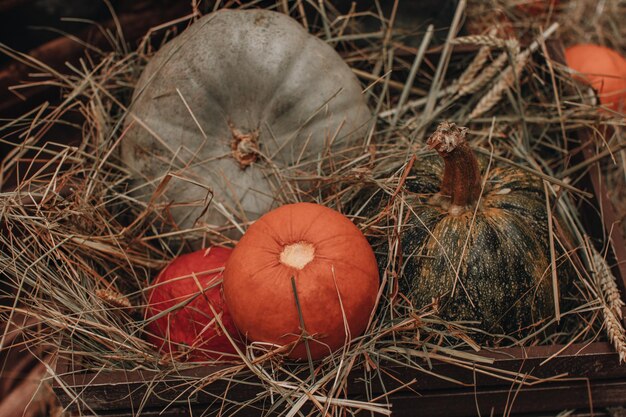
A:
427;122;481;215
229;122;260;169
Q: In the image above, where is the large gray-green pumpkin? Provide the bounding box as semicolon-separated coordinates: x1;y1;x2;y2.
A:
378;122;561;337
121;9;371;238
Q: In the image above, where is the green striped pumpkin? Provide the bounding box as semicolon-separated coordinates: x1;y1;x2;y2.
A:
384;122;564;337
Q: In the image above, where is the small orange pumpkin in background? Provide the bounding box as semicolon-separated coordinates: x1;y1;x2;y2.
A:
223;203;379;360
565;44;626;112
145;247;242;361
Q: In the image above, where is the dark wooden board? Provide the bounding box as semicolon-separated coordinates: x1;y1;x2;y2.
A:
387;380;626;417
54;342;626;416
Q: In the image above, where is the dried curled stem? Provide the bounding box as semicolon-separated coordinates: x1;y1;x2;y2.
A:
230;123;260;169
426;122;481;216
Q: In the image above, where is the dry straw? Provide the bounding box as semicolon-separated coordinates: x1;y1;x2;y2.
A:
1;0;625;415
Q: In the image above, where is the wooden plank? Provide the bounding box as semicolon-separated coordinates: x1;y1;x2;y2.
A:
353;343;623;394
385;379;626;417
580;129;626;292
54;364;266;413
54;342;625;413
546;40;626;319
546;41;626;291
60;378;626;417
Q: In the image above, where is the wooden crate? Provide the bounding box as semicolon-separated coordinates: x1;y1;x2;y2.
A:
2;2;623;416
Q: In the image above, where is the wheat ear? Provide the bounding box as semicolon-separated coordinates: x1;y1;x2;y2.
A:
96;288;132;309
468;52;529;119
587;243;626;363
452;45;491;92
452;34;515;49
467;23;558;119
591;245;625;319
458;52;509;97
604;306;626;363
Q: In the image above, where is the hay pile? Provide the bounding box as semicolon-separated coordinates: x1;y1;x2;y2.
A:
1;0;625;415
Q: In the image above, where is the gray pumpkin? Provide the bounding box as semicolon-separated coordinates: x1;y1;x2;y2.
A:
121;9;371;238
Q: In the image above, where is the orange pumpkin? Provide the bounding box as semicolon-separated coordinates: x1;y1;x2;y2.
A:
223;203;379;360
565;44;626;112
145;247;241;361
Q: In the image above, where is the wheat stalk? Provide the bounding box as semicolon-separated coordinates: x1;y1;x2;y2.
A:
590;246;625;319
377;34;517;119
453;31;520;98
467;23;559;119
452;34;516;49
603;306;626;363
95;288;132;310
458;52;509;97
586;242;626;362
451;44;491;92
468;52;529;119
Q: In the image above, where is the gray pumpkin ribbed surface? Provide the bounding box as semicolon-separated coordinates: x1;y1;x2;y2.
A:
121;9;371;238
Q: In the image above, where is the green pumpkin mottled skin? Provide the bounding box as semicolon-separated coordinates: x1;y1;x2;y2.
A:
400;154;555;336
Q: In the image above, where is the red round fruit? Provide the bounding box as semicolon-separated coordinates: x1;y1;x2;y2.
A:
145;247;241;361
223;203;380;360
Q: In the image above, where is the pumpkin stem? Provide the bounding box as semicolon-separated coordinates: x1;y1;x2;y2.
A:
230;122;260;169
427;122;481;216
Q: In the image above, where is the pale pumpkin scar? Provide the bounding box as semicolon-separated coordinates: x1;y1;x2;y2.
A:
280;242;315;270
